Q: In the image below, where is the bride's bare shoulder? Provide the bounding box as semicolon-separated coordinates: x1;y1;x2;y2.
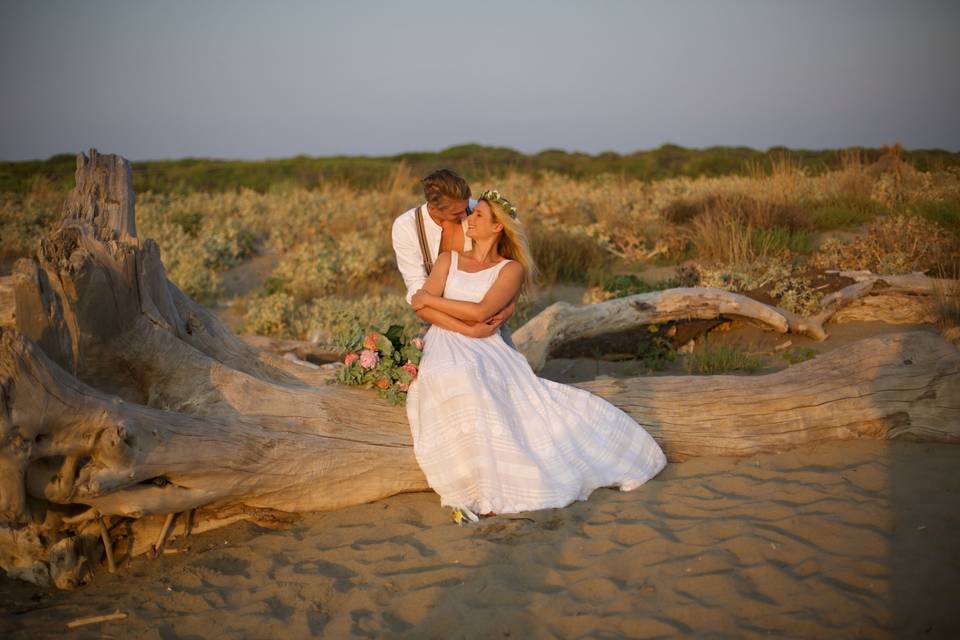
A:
501;260;523;276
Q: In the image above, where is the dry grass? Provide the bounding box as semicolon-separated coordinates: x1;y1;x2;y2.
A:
6;154;960;341
928;262;960;344
691;202;762;265
0;175;63;267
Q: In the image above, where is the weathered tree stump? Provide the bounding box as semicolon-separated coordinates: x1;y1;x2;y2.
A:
1;149;958;588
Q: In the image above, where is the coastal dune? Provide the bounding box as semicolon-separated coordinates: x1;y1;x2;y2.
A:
3;439;958;638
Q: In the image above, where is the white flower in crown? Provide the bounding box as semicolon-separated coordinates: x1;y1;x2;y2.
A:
479;189;518;219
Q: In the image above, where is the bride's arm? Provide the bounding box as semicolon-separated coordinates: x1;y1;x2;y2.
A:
409;252;502;338
412;261;523;323
415;307;501;338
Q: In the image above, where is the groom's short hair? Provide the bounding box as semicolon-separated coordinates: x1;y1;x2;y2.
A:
421;169;471;203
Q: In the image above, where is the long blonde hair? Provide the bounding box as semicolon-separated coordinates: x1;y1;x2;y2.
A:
481;195;538;297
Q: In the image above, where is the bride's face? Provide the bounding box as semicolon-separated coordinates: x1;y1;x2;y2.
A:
466;200;504;240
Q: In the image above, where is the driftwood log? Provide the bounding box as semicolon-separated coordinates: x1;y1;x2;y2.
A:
514;272;955;371
1;150;958;589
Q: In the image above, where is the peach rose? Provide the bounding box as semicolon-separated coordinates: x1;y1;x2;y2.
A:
363;332;381;351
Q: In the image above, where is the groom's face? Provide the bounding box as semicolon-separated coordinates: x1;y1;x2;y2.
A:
430;195;470;221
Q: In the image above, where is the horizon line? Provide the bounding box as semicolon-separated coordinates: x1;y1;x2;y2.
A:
7;141;960;164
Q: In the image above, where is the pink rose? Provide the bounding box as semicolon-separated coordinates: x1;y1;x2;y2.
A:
397;382;410;392
412;337;424;350
363;332;380;351
343;352;359;365
402;362;418;379
374;378;390;389
359;349;379;369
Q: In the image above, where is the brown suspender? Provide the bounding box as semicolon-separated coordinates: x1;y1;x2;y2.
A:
414;205;433;276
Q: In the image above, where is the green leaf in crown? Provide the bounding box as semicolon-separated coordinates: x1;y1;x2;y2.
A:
478;189;518;219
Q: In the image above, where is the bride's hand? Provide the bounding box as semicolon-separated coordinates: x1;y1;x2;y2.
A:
470;316;503;338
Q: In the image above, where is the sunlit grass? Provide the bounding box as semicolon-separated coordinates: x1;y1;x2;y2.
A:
683;335;762;374
905;198;960;237
928;262;960;342
5;148;960;348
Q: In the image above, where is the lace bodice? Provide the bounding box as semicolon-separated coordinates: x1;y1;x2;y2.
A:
442;252;512;304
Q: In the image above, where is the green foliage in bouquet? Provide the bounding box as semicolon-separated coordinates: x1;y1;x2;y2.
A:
335;324;424;406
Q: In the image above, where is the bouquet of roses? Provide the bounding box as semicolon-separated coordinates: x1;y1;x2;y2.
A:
335;324;423;406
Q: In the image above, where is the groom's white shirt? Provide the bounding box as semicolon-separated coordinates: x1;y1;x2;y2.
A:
392;201;474;304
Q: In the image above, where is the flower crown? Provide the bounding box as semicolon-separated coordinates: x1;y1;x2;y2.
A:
478;189;518;219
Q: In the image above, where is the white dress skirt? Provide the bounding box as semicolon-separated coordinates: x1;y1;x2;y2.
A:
406;252;667;515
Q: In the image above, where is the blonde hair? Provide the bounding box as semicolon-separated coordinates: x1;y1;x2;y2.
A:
481;195;538;297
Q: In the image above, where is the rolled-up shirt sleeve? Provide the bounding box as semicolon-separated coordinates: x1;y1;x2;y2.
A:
392;213;427;305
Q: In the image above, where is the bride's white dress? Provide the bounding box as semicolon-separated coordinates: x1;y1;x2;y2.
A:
406;252;667;515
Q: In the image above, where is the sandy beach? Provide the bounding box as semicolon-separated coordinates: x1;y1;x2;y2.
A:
3;439;958;638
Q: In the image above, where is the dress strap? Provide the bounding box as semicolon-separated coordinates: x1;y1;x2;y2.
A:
490;258;512;275
450;251;459;273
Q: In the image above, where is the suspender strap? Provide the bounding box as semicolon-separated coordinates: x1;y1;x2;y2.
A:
415;205;433;276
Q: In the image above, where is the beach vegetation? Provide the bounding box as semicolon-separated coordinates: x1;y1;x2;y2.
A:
927;262;960;343
809;214;959;275
683;335;762;374
782;347;817;366
635;324;678;373
5;145;960;356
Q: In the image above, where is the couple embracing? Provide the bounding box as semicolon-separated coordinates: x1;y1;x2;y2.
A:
391;170;666;522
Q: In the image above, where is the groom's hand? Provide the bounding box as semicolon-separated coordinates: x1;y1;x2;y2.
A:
411;290;428;310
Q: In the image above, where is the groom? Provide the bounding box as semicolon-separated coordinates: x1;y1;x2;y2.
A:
391;168;516;345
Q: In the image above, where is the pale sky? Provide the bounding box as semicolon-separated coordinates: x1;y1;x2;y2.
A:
2;0;958;160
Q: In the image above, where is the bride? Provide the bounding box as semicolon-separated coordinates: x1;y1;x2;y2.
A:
407;190;667;520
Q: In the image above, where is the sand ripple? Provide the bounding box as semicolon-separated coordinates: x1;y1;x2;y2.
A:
2;440;958;638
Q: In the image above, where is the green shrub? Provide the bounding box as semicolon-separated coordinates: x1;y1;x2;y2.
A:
305;295;417;347
906;199;960;237
695;258;792;293
810;196;882;230
602;274;683;297
529;221;611;285
769;277;824;316
635;324;677;372
169;210;204;236
811;204;872;230
241;291;301;337
0;176;64;266
810;214;960;274
265;231;393;302
683;336;762;374
241;292;416;344
202;218;259;269
751;226;815;255
782;347;816;366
